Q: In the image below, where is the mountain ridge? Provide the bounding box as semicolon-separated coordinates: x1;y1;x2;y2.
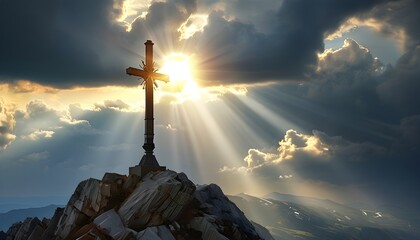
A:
228;192;420;240
0;205;61;231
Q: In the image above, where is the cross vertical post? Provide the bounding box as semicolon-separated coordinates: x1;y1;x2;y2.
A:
143;40;157;166
126;40;169;177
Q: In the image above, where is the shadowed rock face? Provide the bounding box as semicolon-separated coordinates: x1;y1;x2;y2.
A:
3;217;50;240
2;170;273;240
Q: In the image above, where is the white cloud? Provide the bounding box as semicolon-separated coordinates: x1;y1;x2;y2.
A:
94;99;134;112
22;130;55;141
178;14;209;40
278;129;330;161
221;129;386;173
244;149;277;168
316;39;383;75
0;99;16;149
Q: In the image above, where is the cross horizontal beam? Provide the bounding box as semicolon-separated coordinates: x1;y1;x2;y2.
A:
126;67;169;83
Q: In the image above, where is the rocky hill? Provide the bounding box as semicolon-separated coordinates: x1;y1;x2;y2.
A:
0;170;274;240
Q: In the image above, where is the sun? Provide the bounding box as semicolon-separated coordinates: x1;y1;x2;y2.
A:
160;53;200;100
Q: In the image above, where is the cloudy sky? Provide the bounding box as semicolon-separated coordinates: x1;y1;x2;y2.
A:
1;0;419;212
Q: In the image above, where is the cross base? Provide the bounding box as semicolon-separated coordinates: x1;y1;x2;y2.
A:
129;165;166;178
129;153;166;178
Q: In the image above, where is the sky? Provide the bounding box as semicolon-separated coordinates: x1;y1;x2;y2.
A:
0;0;419;213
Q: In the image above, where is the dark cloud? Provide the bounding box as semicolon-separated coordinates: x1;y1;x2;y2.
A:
0;0;193;88
305;39;388;118
399;115;420;145
0;0;121;87
223;0;282;34
391;114;420;153
0;0;388;87
362;0;420;50
194;0;384;84
377;45;420;115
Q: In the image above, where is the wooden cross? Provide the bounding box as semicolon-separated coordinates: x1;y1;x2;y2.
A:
126;40;169;169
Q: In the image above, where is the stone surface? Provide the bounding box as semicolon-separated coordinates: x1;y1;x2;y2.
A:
251;222;275;240
190;216;229;240
55;178;104;239
5;222;22;240
129;165;166;178
101;173;128;211
27;224;45;240
93;209;135;240
136;225;175;240
0;231;7;240
14;218;44;240
193;184;263;240
118;170;195;230
56;176;129;239
102;173;126;184
41;207;64;240
73;224;110;240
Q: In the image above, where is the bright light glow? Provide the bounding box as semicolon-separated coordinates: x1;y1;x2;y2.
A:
178;14;208;40
160;53;201;101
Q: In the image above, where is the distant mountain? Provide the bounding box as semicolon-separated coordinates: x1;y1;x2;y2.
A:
263;192;345;210
0;205;61;231
0;196;68;213
228;193;420;240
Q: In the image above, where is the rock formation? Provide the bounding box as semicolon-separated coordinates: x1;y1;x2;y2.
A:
2;170;274;240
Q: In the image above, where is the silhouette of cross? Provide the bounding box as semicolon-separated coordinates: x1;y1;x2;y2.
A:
126;40;169;168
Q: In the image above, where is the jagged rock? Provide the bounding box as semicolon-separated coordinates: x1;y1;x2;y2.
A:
190;216;229;240
41;218;50;228
118;170;196;230
5;222;22;240
136;226;175;240
56;178;105;239
14;217;44;240
27;224;45;240
101;173;128;212
93;209;135;240
0;231;7;240
72;223;110;240
71;179;103;216
41;207;64;240
122;174;141;194
102;173;126;184
251;222;275;240
193;184;263;240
